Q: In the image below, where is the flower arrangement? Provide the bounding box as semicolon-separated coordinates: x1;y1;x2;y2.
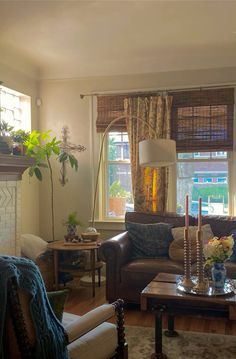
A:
203;236;234;265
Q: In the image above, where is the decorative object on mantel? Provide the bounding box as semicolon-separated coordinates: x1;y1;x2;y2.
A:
181;194;194;289
11;129;30;156
63;212;82;243
58;126;86;186
24;130;85;241
81;227;100;243
204;235;234;290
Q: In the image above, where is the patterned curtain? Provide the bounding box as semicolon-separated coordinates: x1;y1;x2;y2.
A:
124;96;173;213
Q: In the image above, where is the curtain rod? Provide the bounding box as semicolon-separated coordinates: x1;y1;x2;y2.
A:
80;83;236;99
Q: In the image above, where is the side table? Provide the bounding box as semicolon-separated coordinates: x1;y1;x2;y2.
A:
47;240;100;297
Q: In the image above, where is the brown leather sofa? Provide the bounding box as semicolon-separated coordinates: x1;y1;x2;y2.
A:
99;211;236;304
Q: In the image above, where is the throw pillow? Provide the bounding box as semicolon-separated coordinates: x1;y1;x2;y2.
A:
229;229;236;262
20;233;48;261
125;222;173;259
47;289;69;322
169;224;214;263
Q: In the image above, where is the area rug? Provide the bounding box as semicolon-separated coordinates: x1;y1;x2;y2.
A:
125;325;236;359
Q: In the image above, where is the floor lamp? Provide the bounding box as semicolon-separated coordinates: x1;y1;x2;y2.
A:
91;115;176;229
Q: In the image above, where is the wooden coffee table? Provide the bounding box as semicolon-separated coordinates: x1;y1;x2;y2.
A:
141;273;236;359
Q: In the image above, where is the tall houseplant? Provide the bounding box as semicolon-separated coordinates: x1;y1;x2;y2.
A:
24;130;78;241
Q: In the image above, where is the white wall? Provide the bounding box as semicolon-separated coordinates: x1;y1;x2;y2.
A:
39;67;236;241
0;58;40;235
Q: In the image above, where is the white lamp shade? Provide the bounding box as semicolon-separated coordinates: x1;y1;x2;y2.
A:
139;139;176;167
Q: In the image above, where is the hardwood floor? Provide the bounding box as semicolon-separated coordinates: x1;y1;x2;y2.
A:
64;283;236;335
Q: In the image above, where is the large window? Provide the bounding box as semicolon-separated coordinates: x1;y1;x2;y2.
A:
0;85;31;132
177;152;229;216
104;132;133;219
97;88;234;221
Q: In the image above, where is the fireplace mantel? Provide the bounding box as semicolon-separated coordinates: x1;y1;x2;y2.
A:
0;154;34;181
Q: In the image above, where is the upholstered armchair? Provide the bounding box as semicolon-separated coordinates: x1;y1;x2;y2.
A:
1;256;128;359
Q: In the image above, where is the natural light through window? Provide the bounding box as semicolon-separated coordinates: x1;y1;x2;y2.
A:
105;132;133;219
177;152;229;216
0;85;31;132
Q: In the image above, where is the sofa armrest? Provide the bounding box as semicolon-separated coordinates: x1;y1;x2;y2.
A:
99;232;132;301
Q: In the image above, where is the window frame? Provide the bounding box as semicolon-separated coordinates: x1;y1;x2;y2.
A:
176;151;232;216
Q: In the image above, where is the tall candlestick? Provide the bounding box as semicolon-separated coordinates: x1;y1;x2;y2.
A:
198;197;202;230
185;195;189;228
194;196;208;293
182;194;194;289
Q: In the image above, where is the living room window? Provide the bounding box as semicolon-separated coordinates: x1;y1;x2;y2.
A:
104;132;133;219
0;85;31;132
177;151;229;216
96;88;234;221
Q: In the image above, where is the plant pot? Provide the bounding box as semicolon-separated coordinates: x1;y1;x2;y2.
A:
211;262;226;290
0;136;13;154
12;142;26;156
109;197;126;216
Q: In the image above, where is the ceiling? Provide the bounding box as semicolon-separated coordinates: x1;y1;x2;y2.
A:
0;0;236;80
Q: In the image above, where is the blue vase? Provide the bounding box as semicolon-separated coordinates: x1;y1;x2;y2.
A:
211;263;226;290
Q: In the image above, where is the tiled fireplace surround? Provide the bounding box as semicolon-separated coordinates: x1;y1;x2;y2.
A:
0;155;33;256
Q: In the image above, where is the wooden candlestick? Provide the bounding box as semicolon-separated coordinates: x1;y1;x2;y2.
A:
182;195;194;289
193;197;208;293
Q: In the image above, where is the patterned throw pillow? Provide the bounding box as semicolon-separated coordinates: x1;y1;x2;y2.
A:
47;289;69;322
169;224;214;263
125;222;173;259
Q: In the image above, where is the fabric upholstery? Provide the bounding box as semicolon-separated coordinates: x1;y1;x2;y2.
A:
169;224;214;262
67;322;117;359
20;233;48;261
65;304;115;343
125;221;173;259
47;290;69;322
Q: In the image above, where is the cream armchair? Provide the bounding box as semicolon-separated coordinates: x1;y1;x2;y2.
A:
2;256;128;359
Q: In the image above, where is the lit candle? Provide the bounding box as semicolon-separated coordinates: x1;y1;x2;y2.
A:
198;197;202;230
185;194;189;228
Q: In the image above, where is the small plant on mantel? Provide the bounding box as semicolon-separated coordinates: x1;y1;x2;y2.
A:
0;118;14;154
24;130;78;241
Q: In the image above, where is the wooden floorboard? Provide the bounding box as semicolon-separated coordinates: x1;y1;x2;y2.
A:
64;283;236;335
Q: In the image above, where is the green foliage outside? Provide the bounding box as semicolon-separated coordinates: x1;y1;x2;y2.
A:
192;185;228;205
109;180;130;199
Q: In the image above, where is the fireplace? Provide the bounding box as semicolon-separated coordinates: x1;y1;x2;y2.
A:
0;155;34;256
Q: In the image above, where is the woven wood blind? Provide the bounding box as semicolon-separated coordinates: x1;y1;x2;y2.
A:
96;95;127;132
171;88;234;152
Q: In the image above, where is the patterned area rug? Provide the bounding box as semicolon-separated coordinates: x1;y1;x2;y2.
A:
125;325;236;359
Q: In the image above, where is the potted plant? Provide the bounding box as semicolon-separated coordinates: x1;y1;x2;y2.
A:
0;118;14;154
11;129;30;155
109;180;130;216
24;130;79;241
63;212;82;243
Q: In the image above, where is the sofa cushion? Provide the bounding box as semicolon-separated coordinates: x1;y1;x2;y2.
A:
125;222;173;259
47;290;69;322
121;258;184;287
169;224;214;262
229;229;236;262
20;233;48;261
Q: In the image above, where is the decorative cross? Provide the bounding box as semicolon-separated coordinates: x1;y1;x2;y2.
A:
59;126;86;186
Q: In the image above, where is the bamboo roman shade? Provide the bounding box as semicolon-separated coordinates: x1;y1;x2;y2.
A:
96;95;127;132
171;88;234;152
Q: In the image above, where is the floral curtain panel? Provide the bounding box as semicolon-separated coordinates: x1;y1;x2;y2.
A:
124;96;172;213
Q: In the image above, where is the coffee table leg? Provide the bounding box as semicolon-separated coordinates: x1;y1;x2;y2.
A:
151;309;167;359
164;315;178;337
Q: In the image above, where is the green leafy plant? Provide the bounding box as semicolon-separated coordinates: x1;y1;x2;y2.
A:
63;212;82;227
24;130;79;241
109;180;130;198
11;129;30;143
0;119;14;136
